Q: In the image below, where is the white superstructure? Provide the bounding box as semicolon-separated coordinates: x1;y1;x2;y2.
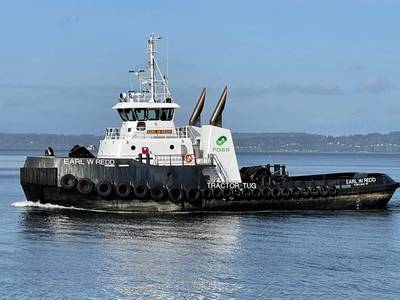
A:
97;34;241;182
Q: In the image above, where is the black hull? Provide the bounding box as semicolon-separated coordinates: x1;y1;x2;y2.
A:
20;156;399;212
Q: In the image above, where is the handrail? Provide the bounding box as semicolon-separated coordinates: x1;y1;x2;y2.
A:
210;153;229;182
104;126;198;141
153;154;213;166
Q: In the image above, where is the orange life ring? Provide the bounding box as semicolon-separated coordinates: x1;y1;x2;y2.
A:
184;154;193;163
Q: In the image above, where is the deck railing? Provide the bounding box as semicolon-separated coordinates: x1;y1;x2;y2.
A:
104;126;197;141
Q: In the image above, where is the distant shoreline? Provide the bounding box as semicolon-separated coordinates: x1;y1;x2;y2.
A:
2;131;400;153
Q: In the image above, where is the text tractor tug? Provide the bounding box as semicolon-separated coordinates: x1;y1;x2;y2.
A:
20;34;399;212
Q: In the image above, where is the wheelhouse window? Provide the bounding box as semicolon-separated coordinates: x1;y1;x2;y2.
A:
117;109;127;121
134;108;147;121
125;109;136;121
160;108;174;121
119;107;174;122
147;108;160;121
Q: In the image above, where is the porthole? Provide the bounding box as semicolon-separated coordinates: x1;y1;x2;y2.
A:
131;145;136;151
169;145;175;150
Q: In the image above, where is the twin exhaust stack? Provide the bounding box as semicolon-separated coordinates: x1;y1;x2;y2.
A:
189;86;228;128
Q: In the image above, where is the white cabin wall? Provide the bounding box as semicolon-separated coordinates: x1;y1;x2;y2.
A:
98;137;194;159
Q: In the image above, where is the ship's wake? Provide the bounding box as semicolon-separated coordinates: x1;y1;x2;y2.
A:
12;200;91;211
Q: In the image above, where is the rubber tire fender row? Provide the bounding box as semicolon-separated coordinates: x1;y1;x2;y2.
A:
329;186;338;196
271;187;281;198
242;188;252;199
201;187;213;199
116;183;132;198
310;186;320;197
96;180;113;197
212;188;222;199
281;187;291;199
301;187;310;198
134;184;150;199
168;186;184;203
251;188;262;199
292;187;301;198
320;186;329;197
186;187;201;204
261;187;271;199
150;185;166;202
77;178;94;195
222;188;232;200
60;174;77;191
232;188;242;199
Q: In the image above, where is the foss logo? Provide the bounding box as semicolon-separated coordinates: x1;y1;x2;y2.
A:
213;135;230;152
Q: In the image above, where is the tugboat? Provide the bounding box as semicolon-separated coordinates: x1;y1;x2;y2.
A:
20;34;399;212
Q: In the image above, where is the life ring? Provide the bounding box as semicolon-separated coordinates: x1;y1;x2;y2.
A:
116;183;132;198
186;187;201;204
329;186;338;196
201;188;213;199
184;154;193;163
292;187;301;198
150;185;166;201
168;187;184;203
251;188;262;199
261;187;271;199
60;174;77;191
96;180;113;197
134;184;150;199
212;188;222;199
77;178;94;195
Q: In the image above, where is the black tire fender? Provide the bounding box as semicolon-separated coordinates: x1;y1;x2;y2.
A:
150;185;166;202
77;178;94;195
186;187;201;204
60;174;77;191
271;187;281;198
168;186;184;203
301;187;310;198
116;183;132;198
310;186;320;197
201;187;213;199
96;180;113;197
329;186;338;196
292;187;301;198
134;184;150;199
212;188;222;199
261;187;271;199
222;188;232;199
320;186;329;197
251;188;262;199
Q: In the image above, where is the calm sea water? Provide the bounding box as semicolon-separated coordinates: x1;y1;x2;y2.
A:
1;150;400;299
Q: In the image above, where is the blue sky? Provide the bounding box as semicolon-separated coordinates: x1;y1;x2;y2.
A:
0;0;399;135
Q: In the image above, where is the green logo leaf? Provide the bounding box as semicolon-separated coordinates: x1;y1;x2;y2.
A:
216;135;228;146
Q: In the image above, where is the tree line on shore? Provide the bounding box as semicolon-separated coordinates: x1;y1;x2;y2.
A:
2;132;400;153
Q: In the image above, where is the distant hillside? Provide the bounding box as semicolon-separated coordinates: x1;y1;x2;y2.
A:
0;133;100;150
2;131;400;153
233;132;400;153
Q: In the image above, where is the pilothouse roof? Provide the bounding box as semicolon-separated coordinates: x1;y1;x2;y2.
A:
112;102;180;110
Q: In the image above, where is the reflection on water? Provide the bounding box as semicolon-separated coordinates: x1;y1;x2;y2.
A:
2;150;400;298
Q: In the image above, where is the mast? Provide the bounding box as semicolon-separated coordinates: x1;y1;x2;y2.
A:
148;33;160;102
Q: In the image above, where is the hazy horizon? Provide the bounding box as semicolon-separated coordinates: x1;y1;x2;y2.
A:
1;0;399;136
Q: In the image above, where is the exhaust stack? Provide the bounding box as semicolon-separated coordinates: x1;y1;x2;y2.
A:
189;88;206;127
209;86;227;127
